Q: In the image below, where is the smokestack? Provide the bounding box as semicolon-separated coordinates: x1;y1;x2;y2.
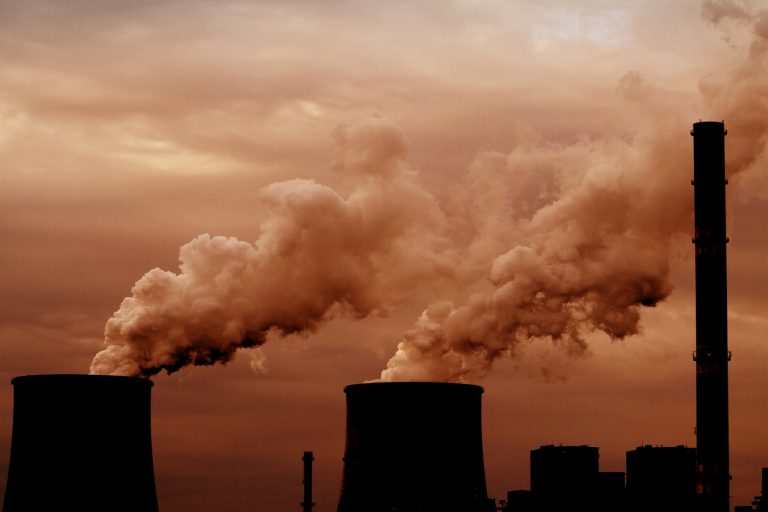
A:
337;382;491;512
691;121;730;512
2;375;159;512
302;451;315;512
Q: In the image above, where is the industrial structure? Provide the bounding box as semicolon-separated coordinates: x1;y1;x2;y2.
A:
625;445;696;512
2;123;761;512
529;444;600;511
503;123;739;512
2;374;158;512
301;451;315;512
691;121;731;512
504;444;696;512
337;382;493;512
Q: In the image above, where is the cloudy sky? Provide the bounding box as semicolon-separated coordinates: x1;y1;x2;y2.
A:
1;0;767;510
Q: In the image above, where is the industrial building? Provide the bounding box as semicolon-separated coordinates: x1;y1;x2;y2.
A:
504;444;696;512
625;445;696;512
529;444;600;511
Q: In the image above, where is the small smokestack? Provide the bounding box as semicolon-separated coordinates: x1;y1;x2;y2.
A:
337;382;491;512
302;451;315;512
2;375;159;512
691;121;730;512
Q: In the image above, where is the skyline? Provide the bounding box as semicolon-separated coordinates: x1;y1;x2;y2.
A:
1;1;767;511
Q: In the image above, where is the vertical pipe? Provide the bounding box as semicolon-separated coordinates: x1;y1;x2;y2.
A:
302;451;314;512
691;121;730;512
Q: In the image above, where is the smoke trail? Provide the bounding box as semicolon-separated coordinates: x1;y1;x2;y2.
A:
381;135;678;382
90;117;448;376
700;0;768;177
379;0;768;382
92;2;767;381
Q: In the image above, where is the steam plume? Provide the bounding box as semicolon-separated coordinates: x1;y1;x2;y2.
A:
381;135;677;381
90;117;447;376
380;0;768;382
92;2;768;380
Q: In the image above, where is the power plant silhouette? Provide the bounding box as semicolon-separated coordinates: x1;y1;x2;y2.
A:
337;383;492;512
1;122;765;512
2;375;158;512
692;121;731;512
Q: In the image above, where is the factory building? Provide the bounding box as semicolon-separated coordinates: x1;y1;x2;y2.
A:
503;445;625;512
625;445;696;512
529;444;599;511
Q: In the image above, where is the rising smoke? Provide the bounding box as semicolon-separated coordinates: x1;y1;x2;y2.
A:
380;134;679;381
380;0;768;382
91;1;768;380
90;117;450;376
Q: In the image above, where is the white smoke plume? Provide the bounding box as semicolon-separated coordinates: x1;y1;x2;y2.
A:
92;1;768;381
380;0;768;382
700;0;768;177
380;134;678;381
90;116;449;376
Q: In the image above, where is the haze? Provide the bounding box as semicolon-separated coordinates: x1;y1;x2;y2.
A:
1;1;766;511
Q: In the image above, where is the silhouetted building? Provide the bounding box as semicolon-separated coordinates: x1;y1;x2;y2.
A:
529;444;599;511
596;471;625;511
337;382;493;512
3;374;158;512
505;490;532;512
506;448;625;511
691;121;730;512
625;445;696;512
743;466;768;512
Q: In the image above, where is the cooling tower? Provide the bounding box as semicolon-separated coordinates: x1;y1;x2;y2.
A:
2;374;159;512
691;121;730;512
337;382;492;512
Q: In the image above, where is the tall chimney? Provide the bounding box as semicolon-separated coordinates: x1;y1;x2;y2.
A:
3;374;159;512
691;121;730;512
337;382;492;512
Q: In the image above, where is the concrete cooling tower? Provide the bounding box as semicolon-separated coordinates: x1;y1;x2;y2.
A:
3;374;159;512
337;382;493;512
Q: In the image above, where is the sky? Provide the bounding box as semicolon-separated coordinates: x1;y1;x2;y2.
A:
0;0;767;510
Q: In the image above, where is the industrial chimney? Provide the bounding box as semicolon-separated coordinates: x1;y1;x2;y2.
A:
3;374;159;512
691;121;730;512
302;451;315;512
337;382;492;512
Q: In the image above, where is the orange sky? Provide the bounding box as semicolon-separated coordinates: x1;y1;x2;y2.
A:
1;1;767;511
